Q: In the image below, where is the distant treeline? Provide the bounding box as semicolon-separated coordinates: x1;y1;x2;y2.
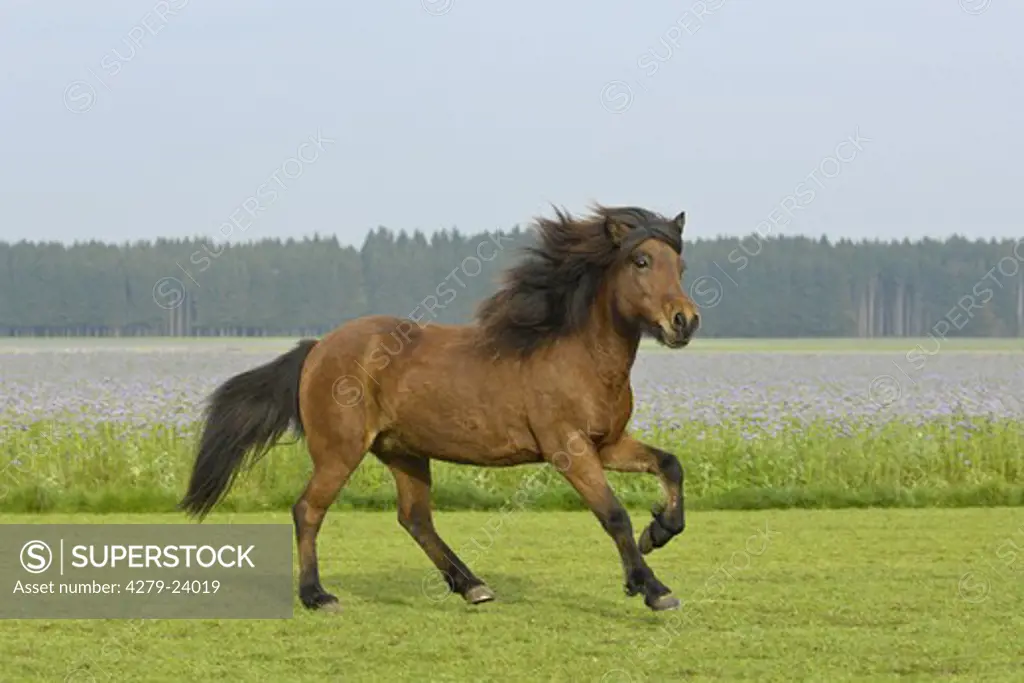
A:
2;228;1023;338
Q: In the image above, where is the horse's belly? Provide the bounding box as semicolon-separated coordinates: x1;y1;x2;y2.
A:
373;418;540;467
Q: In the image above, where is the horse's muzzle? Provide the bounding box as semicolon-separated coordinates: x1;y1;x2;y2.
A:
671;311;700;344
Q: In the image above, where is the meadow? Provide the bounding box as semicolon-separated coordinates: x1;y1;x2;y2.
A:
1;337;1022;513
3;508;1023;682
1;338;1022;682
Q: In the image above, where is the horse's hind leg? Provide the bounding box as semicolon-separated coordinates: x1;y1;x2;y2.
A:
598;435;685;555
378;452;494;605
293;435;367;612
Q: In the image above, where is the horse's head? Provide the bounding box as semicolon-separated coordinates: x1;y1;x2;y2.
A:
603;208;699;348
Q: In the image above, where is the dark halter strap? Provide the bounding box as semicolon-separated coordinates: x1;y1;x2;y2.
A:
620;223;683;255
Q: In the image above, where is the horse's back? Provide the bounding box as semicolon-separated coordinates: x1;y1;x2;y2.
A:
312;313;477;366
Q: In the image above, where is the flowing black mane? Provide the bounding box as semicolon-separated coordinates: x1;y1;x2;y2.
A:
475;204;683;356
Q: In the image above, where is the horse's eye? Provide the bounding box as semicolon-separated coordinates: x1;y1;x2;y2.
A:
633;254;650;269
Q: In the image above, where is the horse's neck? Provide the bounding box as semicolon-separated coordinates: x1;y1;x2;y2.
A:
575;293;641;389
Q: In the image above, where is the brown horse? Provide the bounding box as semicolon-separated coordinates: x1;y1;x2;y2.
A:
179;205;700;612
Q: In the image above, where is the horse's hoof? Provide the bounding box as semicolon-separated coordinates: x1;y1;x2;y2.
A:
647;594;680;611
464;585;496;604
319;600;344;614
302;591;342;613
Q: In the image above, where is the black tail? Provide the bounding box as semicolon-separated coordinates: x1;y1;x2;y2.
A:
179;339;319;519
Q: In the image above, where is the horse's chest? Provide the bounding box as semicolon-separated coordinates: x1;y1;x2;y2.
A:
584;386;633;446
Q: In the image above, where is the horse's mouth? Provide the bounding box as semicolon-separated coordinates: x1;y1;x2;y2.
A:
651;325;691;349
661;335;690;349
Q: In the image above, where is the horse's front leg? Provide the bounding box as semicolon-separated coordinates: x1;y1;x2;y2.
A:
598;436;685;555
543;429;678;611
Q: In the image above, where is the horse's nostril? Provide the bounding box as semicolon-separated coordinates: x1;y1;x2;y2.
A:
673;312;686;332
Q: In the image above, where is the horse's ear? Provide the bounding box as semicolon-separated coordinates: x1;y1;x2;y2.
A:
605;215;631;245
673;211;686;234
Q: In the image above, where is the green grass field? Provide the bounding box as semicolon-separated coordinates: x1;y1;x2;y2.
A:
3;508;1022;682
2;337;1022;680
3;416;1022;515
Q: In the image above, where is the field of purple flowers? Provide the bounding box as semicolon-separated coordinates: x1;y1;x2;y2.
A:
1;341;1022;512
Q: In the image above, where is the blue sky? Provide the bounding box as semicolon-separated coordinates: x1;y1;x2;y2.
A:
1;0;1020;246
